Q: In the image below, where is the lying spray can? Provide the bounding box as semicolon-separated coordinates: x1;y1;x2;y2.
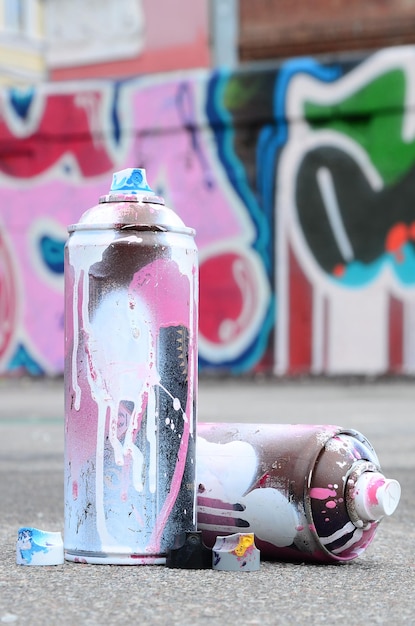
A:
64;168;198;564
196;423;400;563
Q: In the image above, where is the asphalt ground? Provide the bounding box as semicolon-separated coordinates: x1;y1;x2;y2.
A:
0;377;414;625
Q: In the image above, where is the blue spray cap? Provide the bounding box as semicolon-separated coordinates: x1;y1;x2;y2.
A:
110;168;154;195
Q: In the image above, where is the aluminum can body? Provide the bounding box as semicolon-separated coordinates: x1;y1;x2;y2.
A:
64;169;198;564
197;422;398;563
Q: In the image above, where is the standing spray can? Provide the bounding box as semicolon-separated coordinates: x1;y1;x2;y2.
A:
197;423;401;563
64;168;198;564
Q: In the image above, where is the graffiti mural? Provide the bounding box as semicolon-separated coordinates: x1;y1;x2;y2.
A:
275;47;415;375
1;45;415;376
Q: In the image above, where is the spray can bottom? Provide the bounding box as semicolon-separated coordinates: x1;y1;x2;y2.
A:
64;549;166;565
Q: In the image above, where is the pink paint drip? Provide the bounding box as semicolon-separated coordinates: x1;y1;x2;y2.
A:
148;417;191;551
310;487;337;500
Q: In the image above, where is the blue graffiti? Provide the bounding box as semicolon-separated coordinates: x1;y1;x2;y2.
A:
206;70;270;264
9;87;35;120
257;57;342;226
39;236;65;275
204;70;275;372
111;81;122;145
8;344;45;376
335;243;415;288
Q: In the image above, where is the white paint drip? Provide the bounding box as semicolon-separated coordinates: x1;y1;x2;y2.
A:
170;246;197;436
71;268;82;411
68;234;108;410
88;287;157;496
95;402;117;546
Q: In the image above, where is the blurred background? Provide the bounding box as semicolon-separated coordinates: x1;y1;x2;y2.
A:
1;0;415;379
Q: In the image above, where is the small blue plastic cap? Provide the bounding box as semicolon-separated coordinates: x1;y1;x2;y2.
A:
110;168;154;194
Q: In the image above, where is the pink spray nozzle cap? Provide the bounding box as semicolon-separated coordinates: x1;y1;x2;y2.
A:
352;472;401;522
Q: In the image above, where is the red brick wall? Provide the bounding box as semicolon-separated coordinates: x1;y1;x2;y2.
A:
239;0;415;60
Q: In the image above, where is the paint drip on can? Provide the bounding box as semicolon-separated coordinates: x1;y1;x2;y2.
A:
64;168;198;564
196;423;400;563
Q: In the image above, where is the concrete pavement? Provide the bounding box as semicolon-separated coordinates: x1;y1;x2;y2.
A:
0;377;414;625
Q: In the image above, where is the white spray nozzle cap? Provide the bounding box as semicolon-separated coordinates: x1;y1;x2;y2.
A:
353;472;401;522
16;527;64;566
110;168;154;195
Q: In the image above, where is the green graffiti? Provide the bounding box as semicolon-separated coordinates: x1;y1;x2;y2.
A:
304;69;415;185
224;77;254;109
223;75;272;114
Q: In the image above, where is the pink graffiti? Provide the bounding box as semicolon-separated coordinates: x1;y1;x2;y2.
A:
0;229;17;362
1;178;111;374
127;80;244;249
0;77;269;375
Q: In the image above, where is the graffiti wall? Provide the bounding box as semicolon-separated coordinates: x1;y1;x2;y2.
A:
1;45;415;377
